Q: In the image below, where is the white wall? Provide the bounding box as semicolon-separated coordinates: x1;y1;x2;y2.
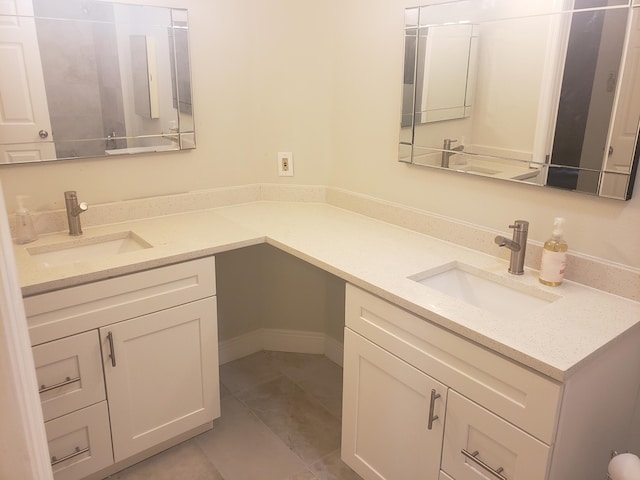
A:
216;245;345;344
1;0;639;270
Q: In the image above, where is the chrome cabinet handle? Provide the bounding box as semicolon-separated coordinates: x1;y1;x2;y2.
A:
461;449;507;480
106;331;116;367
39;376;80;394
427;389;440;430
39;129;49;139
51;446;89;466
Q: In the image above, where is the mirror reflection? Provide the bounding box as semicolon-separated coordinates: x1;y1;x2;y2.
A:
399;0;639;200
0;0;195;164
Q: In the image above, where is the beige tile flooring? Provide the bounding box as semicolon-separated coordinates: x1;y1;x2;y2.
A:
109;351;363;480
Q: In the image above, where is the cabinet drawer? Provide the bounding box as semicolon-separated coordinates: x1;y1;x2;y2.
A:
33;330;105;421
25;256;216;345
45;401;113;480
442;391;550;480
345;284;561;443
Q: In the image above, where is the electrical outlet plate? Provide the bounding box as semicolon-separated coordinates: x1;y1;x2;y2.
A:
278;152;294;177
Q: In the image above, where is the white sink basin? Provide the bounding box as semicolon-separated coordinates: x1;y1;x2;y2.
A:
28;231;152;268
409;262;559;318
448;154;541;181
457;164;501;175
105;145;177;155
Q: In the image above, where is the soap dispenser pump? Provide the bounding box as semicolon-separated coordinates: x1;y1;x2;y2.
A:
539;217;568;286
14;195;37;244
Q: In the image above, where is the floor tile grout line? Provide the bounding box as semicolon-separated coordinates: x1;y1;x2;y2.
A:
225;386;309;467
220;371;285;397
223;370;338;472
217;351;356;479
277;374;342;423
264;352;344;423
223;389;330;479
190;428;228;480
221;351;343;423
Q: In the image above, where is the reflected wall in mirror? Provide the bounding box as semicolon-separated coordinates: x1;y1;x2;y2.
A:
399;0;640;200
0;0;195;164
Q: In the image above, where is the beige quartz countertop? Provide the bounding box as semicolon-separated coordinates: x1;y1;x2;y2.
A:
13;201;640;382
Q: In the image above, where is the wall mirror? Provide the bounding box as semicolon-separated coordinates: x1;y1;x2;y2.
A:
0;0;195;164
399;0;640;200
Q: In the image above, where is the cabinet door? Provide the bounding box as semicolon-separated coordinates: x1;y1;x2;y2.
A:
100;297;219;462
342;328;447;480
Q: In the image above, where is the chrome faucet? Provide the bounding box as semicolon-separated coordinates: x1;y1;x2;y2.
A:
494;220;529;275
64;191;88;236
442;138;464;168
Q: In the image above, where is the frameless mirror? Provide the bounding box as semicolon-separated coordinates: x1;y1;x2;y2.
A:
399;0;640;200
0;0;195;164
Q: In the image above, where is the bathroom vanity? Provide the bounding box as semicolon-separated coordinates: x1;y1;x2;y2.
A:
11;198;640;480
342;284;640;479
25;257;219;480
342;284;555;479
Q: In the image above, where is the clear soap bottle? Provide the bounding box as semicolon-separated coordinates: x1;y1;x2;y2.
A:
539;217;567;286
15;195;37;244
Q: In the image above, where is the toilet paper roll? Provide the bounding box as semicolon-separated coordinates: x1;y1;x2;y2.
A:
608;453;640;480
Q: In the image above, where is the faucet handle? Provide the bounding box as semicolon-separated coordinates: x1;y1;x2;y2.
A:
509;220;529;232
443;138;458;150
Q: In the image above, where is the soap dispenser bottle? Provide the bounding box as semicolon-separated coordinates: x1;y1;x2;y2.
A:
539;217;567;286
14;195;37;244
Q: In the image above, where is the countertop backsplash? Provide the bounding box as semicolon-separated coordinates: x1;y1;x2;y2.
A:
8;183;639;301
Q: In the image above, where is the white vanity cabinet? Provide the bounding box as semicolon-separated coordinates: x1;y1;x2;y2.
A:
342;284;561;480
25;257;219;480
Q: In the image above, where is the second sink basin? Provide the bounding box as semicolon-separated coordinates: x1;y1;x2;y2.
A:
409;262;559;318
28;231;152;268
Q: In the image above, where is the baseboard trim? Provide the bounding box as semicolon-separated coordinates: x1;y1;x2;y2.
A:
219;328;343;366
218;330;264;365
262;328;325;353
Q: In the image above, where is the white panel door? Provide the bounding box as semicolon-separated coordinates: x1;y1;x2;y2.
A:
0;0;55;162
100;297;219;462
601;9;640;197
342;328;447;480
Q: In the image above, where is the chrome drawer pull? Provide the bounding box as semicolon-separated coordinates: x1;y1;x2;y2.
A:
461;449;507;480
106;331;116;367
427;389;440;430
51;446;89;466
39;376;80;394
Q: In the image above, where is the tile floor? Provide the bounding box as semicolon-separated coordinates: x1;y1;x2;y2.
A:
109;351;363;480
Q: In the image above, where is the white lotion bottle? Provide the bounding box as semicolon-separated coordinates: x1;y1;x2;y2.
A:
15;195;37;244
539;217;567;286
